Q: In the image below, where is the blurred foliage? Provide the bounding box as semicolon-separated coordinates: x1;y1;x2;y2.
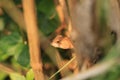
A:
0;0;59;79
26;69;34;80
92;64;120;80
0;72;8;80
89;43;120;80
36;0;60;36
0;32;23;61
10;73;26;80
9;69;34;80
0;0;120;80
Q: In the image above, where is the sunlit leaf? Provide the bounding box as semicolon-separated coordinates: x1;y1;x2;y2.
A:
0;72;8;80
26;69;34;80
10;73;26;80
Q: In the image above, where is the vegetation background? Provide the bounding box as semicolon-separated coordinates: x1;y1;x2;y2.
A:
0;0;120;80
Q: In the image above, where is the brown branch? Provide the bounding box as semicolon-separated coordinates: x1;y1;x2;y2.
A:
53;0;72;37
55;52;72;77
0;0;59;67
22;0;44;80
54;0;64;23
1;0;26;30
0;8;3;15
0;63;16;74
56;0;79;74
1;0;72;77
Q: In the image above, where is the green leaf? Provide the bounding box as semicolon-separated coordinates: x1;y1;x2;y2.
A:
36;0;60;36
17;45;30;67
37;0;55;18
38;14;59;35
0;72;8;80
0;32;24;61
10;73;26;80
26;69;34;80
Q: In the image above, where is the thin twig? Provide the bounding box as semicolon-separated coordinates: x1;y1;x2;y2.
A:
49;56;76;80
55;51;72;77
0;63;16;74
54;0;64;23
61;60;116;80
1;0;25;30
22;0;44;80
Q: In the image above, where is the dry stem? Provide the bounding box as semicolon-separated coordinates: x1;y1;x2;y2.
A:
1;0;25;30
0;63;16;74
22;0;44;80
